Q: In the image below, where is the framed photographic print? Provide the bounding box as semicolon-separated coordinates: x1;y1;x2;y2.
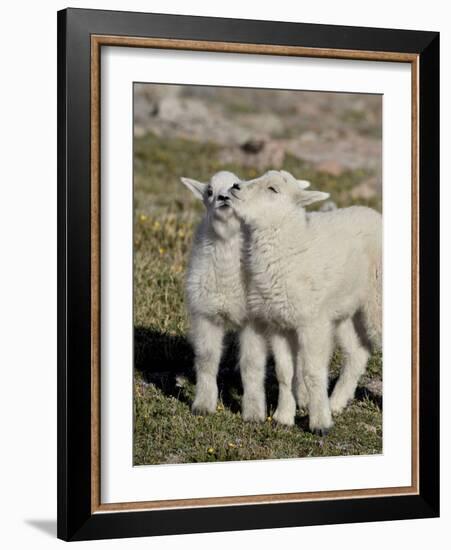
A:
57;8;440;542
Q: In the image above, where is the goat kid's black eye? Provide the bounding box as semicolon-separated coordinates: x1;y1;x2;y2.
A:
207;188;213;197
268;186;278;193
232;183;241;190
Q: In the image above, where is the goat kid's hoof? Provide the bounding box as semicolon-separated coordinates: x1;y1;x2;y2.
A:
192;402;217;416
329;396;348;415
242;412;266;423
241;399;266;423
312;427;330;437
273;408;296;427
330;405;346;416
242;408;266;423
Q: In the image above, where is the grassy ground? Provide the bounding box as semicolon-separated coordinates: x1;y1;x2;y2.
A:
133;131;382;466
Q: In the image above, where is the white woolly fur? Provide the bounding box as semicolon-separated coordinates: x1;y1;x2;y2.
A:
181;170;311;425
230;171;382;433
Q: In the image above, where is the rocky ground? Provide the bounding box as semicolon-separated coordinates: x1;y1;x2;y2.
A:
134;83;382;202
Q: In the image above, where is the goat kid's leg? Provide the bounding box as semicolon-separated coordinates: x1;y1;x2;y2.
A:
290;333;309;410
191;317;224;415
299;321;333;435
330;318;369;414
295;358;310;410
271;333;297;426
240;323;267;422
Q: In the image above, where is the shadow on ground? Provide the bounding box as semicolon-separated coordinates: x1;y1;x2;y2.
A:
134;326;382;417
25;519;57;538
135;326;278;414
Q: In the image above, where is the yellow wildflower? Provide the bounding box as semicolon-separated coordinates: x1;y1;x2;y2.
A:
139;214;148;222
207;447;215;454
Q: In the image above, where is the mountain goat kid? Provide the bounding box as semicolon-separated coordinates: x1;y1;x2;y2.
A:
181;171;310;425
229;172;382;434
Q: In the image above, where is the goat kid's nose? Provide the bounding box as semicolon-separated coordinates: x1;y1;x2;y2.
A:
218;194;229;201
232;183;241;191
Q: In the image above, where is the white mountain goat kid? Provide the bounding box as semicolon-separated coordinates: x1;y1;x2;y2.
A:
229;172;382;434
181;171;310;425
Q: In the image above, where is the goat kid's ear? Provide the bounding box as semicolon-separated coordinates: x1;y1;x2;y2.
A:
296;179;311;190
279;170;311;189
296;189;330;206
180;177;207;200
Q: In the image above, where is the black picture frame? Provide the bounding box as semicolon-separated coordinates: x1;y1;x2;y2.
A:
57;7;439;542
